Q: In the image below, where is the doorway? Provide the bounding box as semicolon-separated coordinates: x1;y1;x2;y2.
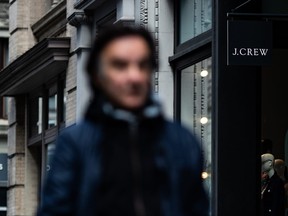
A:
261;19;288;216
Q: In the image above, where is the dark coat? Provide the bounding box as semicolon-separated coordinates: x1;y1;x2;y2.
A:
261;173;285;216
37;98;209;216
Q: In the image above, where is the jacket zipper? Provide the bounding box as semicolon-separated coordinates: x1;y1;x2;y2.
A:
129;119;146;216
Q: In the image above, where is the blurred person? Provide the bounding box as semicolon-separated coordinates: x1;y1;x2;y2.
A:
275;159;288;183
37;25;208;216
274;159;288;215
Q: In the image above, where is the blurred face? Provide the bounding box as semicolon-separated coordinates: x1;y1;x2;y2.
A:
96;36;152;110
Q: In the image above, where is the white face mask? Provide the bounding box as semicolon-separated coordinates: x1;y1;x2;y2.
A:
261;159;272;172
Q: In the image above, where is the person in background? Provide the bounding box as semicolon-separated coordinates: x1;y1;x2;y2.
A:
274;159;288;216
261;153;285;216
274;159;288;183
37;25;208;216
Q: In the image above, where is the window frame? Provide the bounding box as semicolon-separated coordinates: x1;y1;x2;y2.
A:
27;72;66;146
26;72;66;190
174;0;212;51
171;44;212;120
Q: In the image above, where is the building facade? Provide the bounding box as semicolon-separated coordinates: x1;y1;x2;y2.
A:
0;0;213;215
2;0;288;215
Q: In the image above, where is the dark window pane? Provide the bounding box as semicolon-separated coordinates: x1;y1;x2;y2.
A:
46;142;56;174
0;187;7;215
48;94;57;128
29;97;43;136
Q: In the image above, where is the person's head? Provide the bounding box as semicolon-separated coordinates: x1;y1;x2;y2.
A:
86;25;157;111
274;159;285;178
261;153;275;173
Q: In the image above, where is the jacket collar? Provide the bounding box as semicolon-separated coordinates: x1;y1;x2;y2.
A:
85;93;163;124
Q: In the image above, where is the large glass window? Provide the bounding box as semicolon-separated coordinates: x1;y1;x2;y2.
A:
178;57;212;215
173;0;213;213
178;0;212;44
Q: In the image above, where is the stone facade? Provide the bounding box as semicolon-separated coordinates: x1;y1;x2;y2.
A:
5;0;75;215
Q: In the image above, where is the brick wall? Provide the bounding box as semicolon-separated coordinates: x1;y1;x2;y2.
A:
66;0;77;126
66;53;77;126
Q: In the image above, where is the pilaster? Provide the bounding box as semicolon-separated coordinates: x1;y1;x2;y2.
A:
7;96;26;216
68;11;93;122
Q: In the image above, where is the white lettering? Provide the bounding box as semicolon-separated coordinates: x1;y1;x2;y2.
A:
247;48;253;56
239;48;246;55
231;48;269;57
260;49;268;56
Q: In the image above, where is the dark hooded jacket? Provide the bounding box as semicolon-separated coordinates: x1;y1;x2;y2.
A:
37;95;209;216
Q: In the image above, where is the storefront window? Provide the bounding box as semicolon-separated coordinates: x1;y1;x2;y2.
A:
180;57;212;214
178;0;212;44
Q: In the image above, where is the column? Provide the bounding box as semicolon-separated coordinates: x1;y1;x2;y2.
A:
7;97;26;216
68;11;92;122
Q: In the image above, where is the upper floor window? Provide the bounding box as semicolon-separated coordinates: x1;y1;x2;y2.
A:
28;74;66;140
48;85;58;129
177;0;212;44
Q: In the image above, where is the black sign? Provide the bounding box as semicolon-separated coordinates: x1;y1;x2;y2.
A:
227;20;273;65
0;154;7;181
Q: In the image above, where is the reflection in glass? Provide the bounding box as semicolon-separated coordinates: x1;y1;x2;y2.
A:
29;96;43;136
38;98;43;134
62;86;67;123
180;57;212;215
179;0;212;44
48;94;57;128
46;142;56;174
